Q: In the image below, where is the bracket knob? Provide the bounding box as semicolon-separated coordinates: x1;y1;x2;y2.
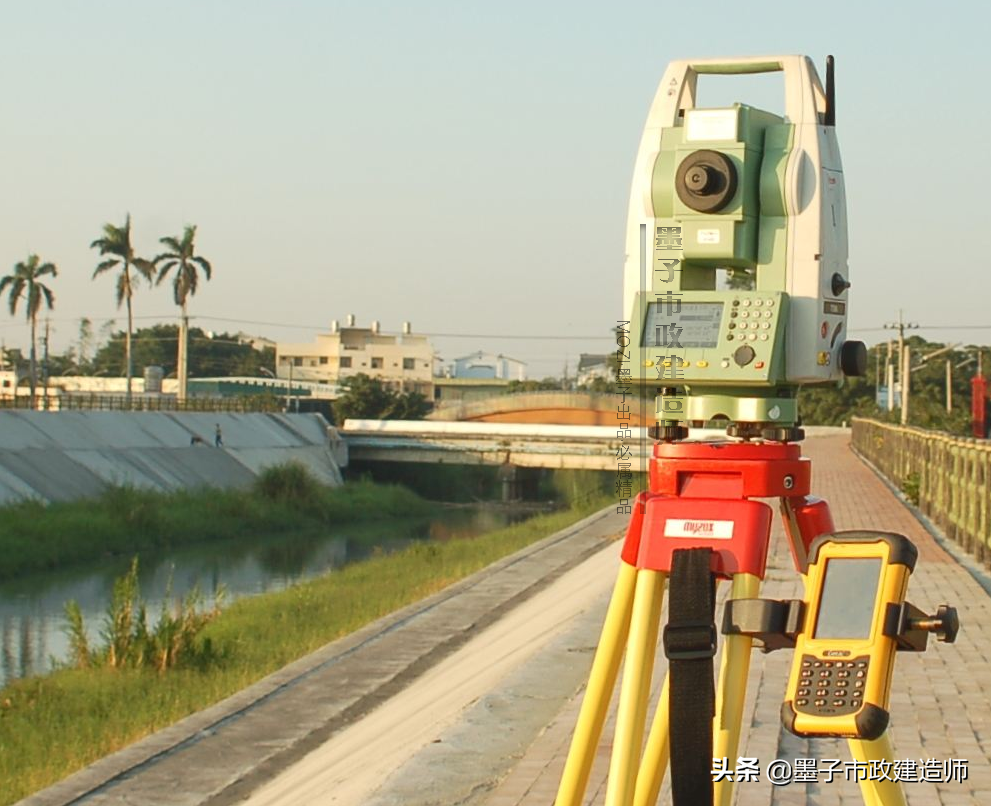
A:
909;604;960;644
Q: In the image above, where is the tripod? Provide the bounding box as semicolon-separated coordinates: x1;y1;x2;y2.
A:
553;439;906;806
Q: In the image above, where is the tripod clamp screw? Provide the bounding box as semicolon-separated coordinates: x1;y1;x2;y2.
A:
910;604;960;643
883;602;960;650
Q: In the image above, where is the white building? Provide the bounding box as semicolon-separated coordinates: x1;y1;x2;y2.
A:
276;315;435;395
0;369;18;399
450;351;527;381
577;354;614;386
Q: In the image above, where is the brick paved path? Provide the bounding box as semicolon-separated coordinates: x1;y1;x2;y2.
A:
485;435;991;805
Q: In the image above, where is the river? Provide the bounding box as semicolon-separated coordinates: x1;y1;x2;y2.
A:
0;506;532;687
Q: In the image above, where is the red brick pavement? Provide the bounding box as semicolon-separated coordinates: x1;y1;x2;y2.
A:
484;434;991;806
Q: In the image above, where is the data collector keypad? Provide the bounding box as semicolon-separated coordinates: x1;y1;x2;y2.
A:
794;655;869;715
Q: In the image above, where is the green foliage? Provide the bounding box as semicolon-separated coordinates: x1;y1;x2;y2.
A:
103;558;142;668
66;557;223;673
254;462;320;505
65;557;223;672
901;472;921;506
580;376;613;394
332;373;430;422
797;339;982;437
63;601;90;669
542;469;615;507
348;461;503;502
506;377;564;393
0;474;432;580
91;215;156;307
0;254;58;398
0;254;58;323
153;225;212;309
91;324;275;378
0;494;608;805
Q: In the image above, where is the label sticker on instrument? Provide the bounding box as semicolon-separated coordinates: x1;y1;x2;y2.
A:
697;229;720;244
664;519;734;539
823;300;846;315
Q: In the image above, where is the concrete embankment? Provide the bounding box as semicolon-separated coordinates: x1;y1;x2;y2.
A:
0;411;347;504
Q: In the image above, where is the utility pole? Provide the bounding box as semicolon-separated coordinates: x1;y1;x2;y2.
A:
946;359;952;413
177;312;189;404
885;339;894;411
883;310;918;423
902;345;911;425
874;345;881;403
42;318;51;410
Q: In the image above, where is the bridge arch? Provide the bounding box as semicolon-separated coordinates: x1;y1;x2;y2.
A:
427;392;650;426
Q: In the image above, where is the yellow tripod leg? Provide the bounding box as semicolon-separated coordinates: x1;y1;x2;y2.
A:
713;573;761;806
555;561;639;806
604;569;666;806
848;732;907;806
631;672;670;806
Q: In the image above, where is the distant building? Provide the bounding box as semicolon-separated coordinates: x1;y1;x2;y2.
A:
276;315;435;395
577;354;614;386
236;333;277;352
449;351;526;381
0;369;18;400
47;375;179;395
433;377;513;405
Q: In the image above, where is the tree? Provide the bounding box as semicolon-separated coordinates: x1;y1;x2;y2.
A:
507;377;564;393
0;254;57;404
332;374;430;422
91;325;274;379
154;225;213;402
91;214;156;404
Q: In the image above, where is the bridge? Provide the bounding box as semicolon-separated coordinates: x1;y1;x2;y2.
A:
21;423;991;806
341;419;645;470
340;419;848;471
428;392;650;426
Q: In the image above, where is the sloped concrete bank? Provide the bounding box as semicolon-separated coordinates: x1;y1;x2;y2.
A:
0;411;346;504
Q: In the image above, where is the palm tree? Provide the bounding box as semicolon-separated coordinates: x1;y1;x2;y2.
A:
154;225;213;402
91;214;155;404
0;255;58;406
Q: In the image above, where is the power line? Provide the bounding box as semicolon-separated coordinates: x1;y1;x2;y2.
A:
193;315;612;341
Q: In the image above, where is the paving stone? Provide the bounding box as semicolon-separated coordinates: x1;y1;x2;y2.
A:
482;435;991;806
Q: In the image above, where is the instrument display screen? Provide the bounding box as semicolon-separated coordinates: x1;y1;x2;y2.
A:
641;301;724;349
813;558;882;640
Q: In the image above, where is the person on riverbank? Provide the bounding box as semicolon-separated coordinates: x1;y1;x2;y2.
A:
215;424;223;447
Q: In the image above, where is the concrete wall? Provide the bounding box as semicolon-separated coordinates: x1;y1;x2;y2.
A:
0;411;346;505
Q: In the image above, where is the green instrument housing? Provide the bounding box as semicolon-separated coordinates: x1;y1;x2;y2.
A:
637;104;799;426
624;56;854;435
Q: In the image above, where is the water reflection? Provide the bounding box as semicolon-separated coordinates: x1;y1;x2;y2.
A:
0;507;525;687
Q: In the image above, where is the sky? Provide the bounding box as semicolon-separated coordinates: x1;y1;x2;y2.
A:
0;0;989;377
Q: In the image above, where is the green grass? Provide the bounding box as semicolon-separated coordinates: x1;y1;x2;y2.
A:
0;494;611;805
0;465;433;580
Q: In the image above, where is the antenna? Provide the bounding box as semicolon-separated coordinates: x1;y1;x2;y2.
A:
825;55;836;126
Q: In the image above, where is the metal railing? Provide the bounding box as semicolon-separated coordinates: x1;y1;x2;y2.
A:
851;418;991;565
0;394;282;413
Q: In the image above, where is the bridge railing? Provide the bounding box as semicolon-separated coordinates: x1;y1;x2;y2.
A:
851;418;991;565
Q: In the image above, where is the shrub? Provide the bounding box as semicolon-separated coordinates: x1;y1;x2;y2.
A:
253;462;321;505
64;558;223;673
901;472;921;506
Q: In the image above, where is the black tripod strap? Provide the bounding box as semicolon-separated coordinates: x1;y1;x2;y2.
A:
664;547;717;806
